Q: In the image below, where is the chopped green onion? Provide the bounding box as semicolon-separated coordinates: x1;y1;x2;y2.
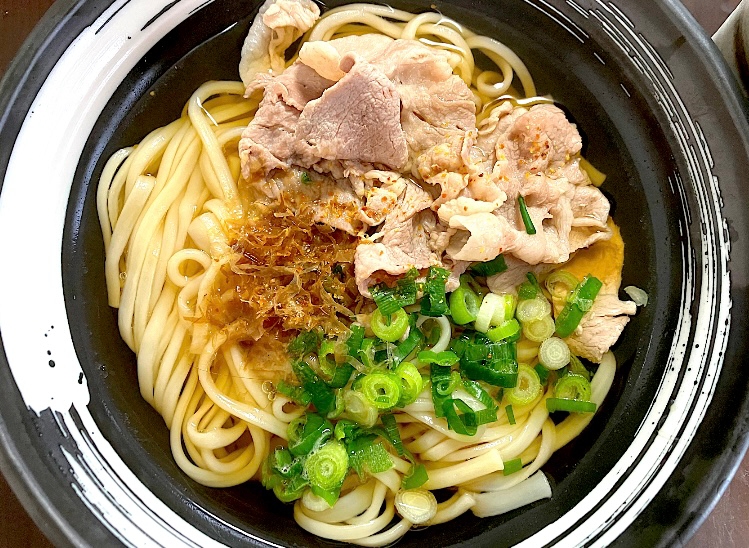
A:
568;354;590;381
304;440;349;505
487;319;521;342
516;296;551;323
300;171;312;184
546;398;597;413
518;272;542;300
327;390;345;419
395;488;438;524
327;363;354;389
420;266;450;317
302;489;332;512
347;434;394;478
318;339;338;374
391;316;424;366
276;380;312;406
475;293;504;332
430;363;453;395
402;462;429;490
370;269;420;315
369;285;402;316
371;308;409;342
343;389;379;427
555;274;603;338
397;268;419;306
436;371;462;397
517;280;537;301
523;315;556;343
287;413;333;456
545;270;579;301
272;474;309;503
526;272;541;291
458;379;499;427
449;331;472;359
461;274;486;298
470;255;508;277
358;338;378;370
624;285;648;306
291;360;337;415
288;330;321;358
461;378;497;410
554;373;592;401
489;293;517;326
469;406;499;426
461;338;493;362
461;359;517;388
359;372;401;410
449;284;481;325
346;325;366;356
534;363;550;385
333;419;360;441
518;195;536;235
506;364;542;406
503;457;523;475
379;413;405;455
430;364;454;417
539;336;571;370
505;404;516;425
442;398;479;436
502;294;518;322
423;319;443;347
393;362;424;407
267;447;304;479
417;350;459;367
460;339;519;388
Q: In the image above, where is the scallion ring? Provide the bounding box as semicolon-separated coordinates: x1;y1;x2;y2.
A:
370;308;409;342
515;296;551;323
522;315;556;342
394;362;424;407
487;319;521;342
491;293;517;325
449;285;481;325
343;389;378;427
301;489;331;512
416;315;452;353
475;293;504;332
554;373;592;401
395;488;438;524
545;270;579;301
359;372;401;410
506;364;542;406
538;336;570;370
304;440;348;498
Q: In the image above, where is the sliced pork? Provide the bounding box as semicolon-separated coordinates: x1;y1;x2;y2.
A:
436;103;612;267
566;294;637;362
294;55;408;169
239;0;320;87
354;181;437;295
237;24;620;313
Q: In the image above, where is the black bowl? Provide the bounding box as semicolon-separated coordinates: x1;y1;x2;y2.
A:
0;0;748;546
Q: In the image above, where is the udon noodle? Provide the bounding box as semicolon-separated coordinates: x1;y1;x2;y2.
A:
98;3;622;544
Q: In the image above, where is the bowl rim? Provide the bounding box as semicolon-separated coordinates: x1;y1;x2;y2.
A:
1;0;749;546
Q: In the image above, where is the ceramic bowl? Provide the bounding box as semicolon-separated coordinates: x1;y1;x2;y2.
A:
0;0;748;546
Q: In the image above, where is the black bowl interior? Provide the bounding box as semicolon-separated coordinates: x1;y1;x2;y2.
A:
62;0;689;546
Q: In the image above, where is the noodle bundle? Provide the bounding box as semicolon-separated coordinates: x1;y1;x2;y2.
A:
98;3;629;544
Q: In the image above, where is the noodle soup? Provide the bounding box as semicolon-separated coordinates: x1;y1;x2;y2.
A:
97;1;643;543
